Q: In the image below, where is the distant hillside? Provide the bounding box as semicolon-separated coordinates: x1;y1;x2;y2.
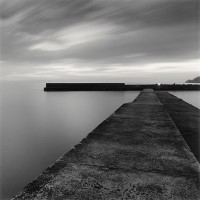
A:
186;76;200;83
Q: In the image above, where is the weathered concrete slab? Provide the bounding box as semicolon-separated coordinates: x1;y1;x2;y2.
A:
156;91;200;162
15;164;199;200
12;89;200;200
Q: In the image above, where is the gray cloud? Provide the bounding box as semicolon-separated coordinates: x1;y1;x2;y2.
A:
1;0;198;31
0;0;199;81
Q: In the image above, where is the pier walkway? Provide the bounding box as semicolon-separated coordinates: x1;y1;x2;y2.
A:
13;89;200;199
156;91;200;162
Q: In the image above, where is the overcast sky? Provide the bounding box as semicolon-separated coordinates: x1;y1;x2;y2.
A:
0;0;199;83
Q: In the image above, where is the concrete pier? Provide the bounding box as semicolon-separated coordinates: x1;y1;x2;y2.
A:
13;89;200;199
156;91;200;162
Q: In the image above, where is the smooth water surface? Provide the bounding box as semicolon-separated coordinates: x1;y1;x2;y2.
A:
0;81;139;200
1;82;199;200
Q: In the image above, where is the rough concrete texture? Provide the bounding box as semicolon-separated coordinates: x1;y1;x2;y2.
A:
12;89;200;200
156;91;200;162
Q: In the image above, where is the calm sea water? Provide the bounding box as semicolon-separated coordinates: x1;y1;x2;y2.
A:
0;81;199;200
0;81;140;200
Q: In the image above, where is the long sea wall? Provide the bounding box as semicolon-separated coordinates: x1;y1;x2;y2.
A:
44;83;200;91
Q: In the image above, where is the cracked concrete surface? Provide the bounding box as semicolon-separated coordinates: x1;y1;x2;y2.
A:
12;89;200;200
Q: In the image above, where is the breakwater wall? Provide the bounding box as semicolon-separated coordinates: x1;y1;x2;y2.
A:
156;91;200;162
44;83;200;91
12;89;200;199
44;83;125;91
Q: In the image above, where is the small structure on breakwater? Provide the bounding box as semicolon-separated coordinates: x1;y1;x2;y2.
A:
12;89;200;199
44;83;200;91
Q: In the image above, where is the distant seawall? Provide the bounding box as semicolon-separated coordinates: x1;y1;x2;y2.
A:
44;83;125;91
44;83;200;91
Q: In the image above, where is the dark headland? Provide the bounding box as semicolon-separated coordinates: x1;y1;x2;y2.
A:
44;83;200;91
186;76;200;83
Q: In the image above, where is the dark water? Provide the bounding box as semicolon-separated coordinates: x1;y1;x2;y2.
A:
1;82;199;200
0;81;140;200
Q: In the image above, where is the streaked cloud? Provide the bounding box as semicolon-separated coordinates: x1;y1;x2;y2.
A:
0;0;199;82
29;21;117;51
